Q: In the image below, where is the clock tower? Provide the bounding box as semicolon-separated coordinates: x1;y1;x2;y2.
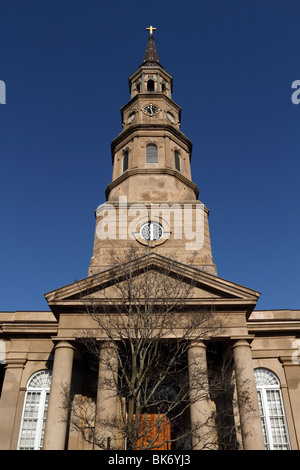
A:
88;28;217;276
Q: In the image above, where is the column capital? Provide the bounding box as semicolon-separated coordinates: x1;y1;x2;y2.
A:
53;340;75;350
230;335;255;348
5;358;27;369
98;340;119;351
188;340;207;350
280;355;300;366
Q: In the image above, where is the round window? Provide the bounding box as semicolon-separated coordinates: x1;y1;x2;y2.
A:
140;221;163;241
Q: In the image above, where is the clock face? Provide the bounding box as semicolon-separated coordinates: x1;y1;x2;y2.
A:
142;103;159;116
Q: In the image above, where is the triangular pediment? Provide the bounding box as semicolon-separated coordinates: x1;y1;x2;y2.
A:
45;253;260;317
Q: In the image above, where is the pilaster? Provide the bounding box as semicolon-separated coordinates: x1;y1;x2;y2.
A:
0;358;26;450
280;355;300;449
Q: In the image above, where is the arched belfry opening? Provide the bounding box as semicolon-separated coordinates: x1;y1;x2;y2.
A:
147;79;155;92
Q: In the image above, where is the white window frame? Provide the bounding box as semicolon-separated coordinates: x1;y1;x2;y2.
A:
17;370;52;450
254;368;291;450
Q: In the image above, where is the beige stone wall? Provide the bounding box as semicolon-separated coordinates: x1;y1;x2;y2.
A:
88;201;216;275
248;309;300;450
0;311;57;449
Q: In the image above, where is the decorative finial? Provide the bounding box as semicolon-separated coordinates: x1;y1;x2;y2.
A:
146;25;156;36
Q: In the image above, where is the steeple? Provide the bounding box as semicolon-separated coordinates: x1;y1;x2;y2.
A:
128;27;172;98
88;28;217;277
143;28;161;67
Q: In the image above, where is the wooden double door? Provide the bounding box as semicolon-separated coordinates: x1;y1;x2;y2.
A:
136;414;171;450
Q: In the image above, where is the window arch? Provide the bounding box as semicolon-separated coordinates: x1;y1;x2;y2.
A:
254;368;290;450
18;370;52;450
147;79;155;92
146;144;158;164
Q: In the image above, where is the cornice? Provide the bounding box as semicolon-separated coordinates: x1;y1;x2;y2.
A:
0;322;58;336
247;322;300;333
45;252;260;321
128;67;173;88
111;123;193;159
247;310;300;333
105;167;199;199
96;199;209;213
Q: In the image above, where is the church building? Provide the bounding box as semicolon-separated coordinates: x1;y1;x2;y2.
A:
0;29;299;451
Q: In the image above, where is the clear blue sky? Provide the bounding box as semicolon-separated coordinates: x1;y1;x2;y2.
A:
0;0;299;311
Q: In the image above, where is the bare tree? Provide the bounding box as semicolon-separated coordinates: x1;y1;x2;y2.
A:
63;246;250;450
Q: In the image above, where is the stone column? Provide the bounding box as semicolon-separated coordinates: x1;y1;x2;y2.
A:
0;359;26;450
94;341;119;450
43;340;75;450
232;338;265;450
188;341;212;449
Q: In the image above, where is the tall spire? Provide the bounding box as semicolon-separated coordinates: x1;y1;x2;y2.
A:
143;26;161;67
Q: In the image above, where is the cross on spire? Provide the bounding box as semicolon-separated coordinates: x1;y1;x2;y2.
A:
143;26;161;67
146;25;156;36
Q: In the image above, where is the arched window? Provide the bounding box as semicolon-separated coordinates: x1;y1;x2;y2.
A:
147;79;155;92
254;368;290;450
123;150;128;172
174;151;181;171
146;144;158;164
18;370;52;450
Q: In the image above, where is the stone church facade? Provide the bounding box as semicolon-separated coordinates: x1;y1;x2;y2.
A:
0;30;299;451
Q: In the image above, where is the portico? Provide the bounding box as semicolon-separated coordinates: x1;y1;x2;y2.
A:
41;253;264;450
